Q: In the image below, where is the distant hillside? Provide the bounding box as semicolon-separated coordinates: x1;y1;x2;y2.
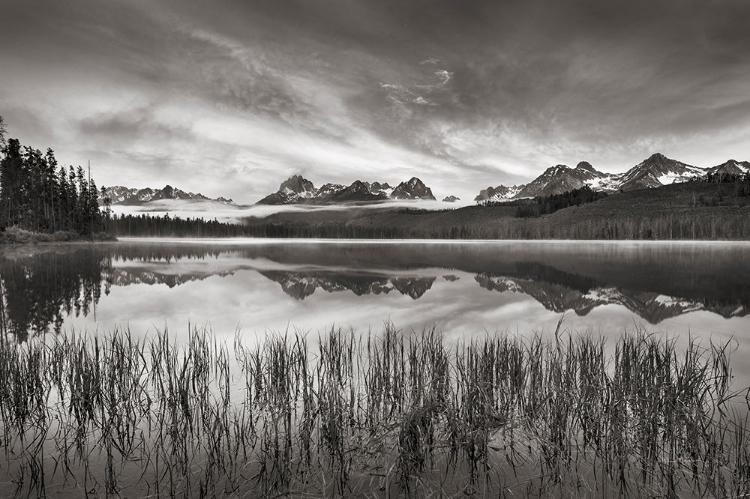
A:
101;185;234;205
475;153;748;202
257;175;435;204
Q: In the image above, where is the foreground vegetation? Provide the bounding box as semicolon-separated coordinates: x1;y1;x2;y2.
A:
1;324;749;497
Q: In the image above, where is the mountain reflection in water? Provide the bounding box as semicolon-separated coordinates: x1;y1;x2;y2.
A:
259;271;436;300
1;240;748;342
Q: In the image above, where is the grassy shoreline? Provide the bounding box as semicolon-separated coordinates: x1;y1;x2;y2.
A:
0;226;117;246
1;324;749;497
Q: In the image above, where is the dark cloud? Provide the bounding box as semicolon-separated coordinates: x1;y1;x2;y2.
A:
1;0;749;200
78;108;192;144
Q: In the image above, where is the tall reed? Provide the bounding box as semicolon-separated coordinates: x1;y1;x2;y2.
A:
0;323;748;497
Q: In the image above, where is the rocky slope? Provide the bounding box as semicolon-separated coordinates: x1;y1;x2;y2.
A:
516;161;614;198
706;159;750;178
474;185;525;202
616;153;704;191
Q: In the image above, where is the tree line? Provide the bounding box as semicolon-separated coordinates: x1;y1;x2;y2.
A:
106;210;750;240
514;186;609;218
109;213;256;238
0;116;107;236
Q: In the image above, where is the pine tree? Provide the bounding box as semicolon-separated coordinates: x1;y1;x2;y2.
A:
0;115;6;149
58;166;69;231
88;176;100;234
46;149;58;232
68;166;78;231
0;139;24;228
100;186;112;232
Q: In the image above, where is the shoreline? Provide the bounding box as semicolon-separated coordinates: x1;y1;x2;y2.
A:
116;236;750;245
0;235;119;259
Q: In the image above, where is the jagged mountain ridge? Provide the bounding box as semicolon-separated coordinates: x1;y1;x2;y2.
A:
257;175;435;205
101;185;234;205
474;153;747;202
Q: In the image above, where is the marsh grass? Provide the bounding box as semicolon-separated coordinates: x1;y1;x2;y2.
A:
0;323;749;498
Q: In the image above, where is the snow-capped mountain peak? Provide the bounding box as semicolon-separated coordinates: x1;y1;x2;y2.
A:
514;161;609;198
617;153;704;191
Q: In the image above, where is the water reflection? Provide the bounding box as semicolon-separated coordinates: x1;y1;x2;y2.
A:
1;240;749;343
260;271;436;300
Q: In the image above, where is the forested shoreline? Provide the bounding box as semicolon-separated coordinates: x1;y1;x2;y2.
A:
107;212;750;240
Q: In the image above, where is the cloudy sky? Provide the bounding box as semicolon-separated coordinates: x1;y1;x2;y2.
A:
1;0;749;202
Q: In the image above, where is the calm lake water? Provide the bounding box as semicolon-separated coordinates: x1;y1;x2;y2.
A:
3;238;749;349
3;238;750;497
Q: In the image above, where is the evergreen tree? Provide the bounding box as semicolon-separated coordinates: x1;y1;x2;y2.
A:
45;149;58;232
0;139;24;228
0;115;6;149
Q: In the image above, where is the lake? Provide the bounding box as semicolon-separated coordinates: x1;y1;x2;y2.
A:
3;238;750;497
3;238;749;344
4;238;750;378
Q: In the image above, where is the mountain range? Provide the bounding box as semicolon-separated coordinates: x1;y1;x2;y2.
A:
474;154;750;202
101;154;749;207
257;175;436;204
100;185;234;205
